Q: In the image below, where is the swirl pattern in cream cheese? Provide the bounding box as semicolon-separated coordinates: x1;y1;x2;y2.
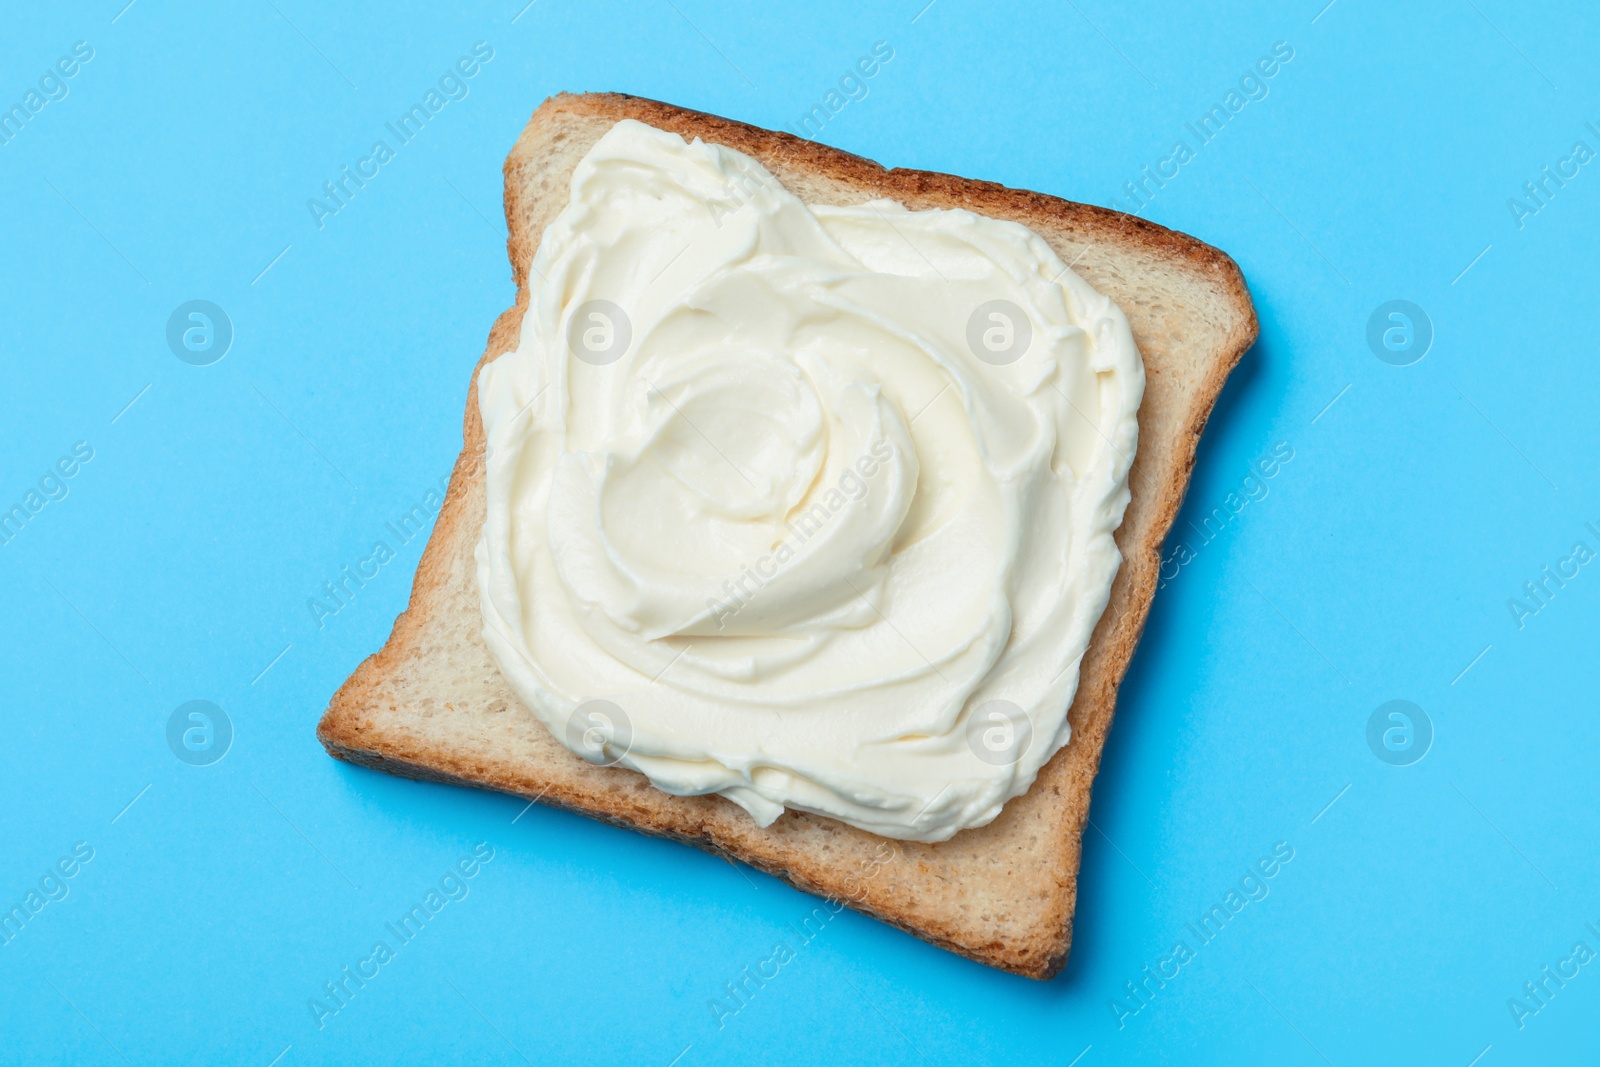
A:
475;119;1143;841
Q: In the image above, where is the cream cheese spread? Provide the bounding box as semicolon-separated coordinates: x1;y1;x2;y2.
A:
475;119;1143;842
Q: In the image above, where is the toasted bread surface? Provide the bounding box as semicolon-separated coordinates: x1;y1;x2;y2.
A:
317;92;1257;978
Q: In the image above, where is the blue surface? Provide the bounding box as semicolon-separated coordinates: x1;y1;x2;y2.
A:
2;1;1595;1063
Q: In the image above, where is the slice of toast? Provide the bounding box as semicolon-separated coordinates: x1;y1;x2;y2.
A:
317;92;1257;979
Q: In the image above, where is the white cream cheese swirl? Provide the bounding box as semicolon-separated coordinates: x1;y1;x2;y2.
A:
475;119;1143;842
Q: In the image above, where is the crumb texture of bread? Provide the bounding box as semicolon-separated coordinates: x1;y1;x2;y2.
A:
317;92;1258;979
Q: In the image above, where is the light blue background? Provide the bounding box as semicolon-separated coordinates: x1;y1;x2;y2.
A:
2;1;1595;1063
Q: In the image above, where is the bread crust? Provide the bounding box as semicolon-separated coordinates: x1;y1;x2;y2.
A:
317;92;1258;979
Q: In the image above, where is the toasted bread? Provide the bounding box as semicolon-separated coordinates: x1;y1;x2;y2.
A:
316;92;1257;978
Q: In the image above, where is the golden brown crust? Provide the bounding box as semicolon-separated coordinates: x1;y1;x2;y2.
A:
317;92;1257;979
